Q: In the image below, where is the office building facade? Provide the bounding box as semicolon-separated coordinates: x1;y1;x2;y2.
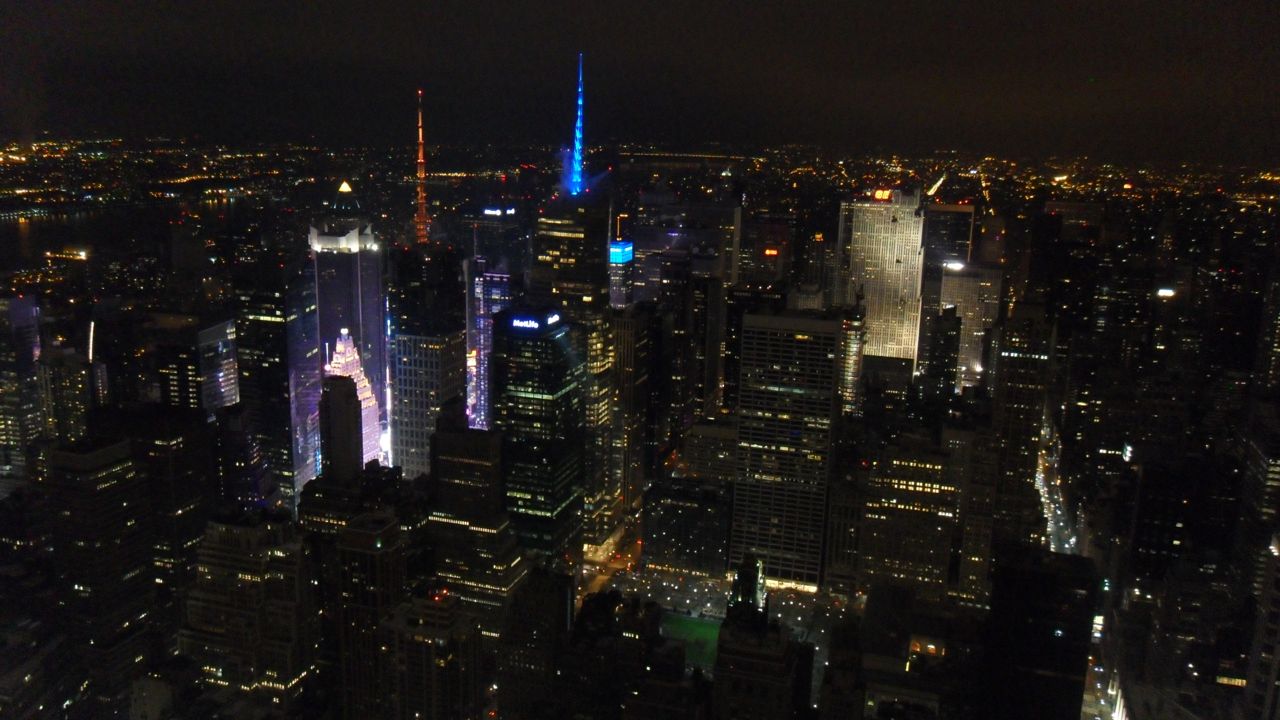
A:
730;312;843;588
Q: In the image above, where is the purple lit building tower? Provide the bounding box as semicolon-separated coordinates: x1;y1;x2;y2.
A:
310;182;388;435
465;256;515;430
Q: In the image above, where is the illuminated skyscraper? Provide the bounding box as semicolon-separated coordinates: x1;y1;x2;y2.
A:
855;435;959;602
491;307;585;565
38;347;94;444
730;311;843;588
940;262;1003;387
919;203;975;316
325;329;381;466
0;296;42;494
990;301;1053;546
610;305;651;512
608;240;634;309
836;306;866;417
197;320;240;412
526;63;621;551
46;439;153;712
834;188;925;368
310;184;387;432
390;319;465;480
528;221;617;551
428;403;528;639
179;511;317;710
234;254;322;504
464;258;515;430
213;403;277;508
150;317;239;418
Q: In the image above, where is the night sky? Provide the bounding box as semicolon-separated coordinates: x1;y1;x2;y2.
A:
4;1;1279;162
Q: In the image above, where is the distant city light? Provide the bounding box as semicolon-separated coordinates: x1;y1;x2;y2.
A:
1156;288;1176;298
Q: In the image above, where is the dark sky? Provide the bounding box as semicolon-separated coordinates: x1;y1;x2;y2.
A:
3;1;1279;162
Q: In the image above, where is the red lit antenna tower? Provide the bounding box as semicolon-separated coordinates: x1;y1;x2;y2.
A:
415;89;431;245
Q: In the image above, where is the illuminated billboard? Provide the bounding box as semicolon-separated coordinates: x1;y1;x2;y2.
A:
609;240;634;264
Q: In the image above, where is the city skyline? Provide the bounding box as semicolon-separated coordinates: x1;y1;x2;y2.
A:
2;8;1279;720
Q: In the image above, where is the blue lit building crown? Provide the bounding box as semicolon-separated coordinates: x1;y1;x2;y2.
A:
566;53;585;196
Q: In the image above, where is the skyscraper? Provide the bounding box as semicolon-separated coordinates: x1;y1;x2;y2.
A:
464;258;515;430
379;591;484;719
310;184;387;433
919;202;975;318
390;320;465;480
835;188;925;370
113;405;213;642
150;316;239;418
713;558;816;719
916;304;962;406
37;347;94;444
337;511;406;720
0;296;42;495
990;300;1054;546
319;375;366;485
608;240;635;309
325;328;381;466
213;403;277;508
610;304;651;512
196;319;240;412
428;402;528;639
855;434;960;602
1247;535;1280;720
524;60;620;553
46;439;153;712
491;307;586;565
179;510;318;710
730;311;843;588
940;262;1003;387
234;254;322;505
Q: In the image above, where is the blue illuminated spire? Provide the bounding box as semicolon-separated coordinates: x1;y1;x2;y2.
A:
567;52;585;196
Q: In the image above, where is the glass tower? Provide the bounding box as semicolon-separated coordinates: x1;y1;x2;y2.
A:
490;307;585;565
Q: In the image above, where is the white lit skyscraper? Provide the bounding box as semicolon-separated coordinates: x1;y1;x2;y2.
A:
310;183;387;431
325;329;381;466
390;323;465;480
834;188;925;368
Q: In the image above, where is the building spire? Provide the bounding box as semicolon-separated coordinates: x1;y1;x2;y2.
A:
414;88;431;245
567;53;585;196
